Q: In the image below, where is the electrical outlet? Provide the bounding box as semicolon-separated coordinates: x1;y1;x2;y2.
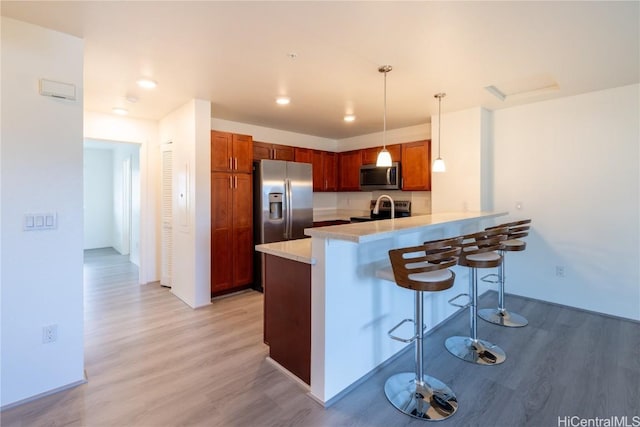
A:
42;324;58;343
555;266;565;278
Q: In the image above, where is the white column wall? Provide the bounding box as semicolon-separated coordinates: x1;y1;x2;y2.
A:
1;17;85;407
493;84;640;320
431;107;490;213
160;99;211;308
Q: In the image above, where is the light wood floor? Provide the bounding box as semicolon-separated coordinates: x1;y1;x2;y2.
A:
2;247;638;426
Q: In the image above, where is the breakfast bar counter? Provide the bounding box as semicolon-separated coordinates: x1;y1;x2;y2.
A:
257;211;507;406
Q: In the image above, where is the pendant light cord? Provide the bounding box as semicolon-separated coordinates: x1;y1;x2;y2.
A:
383;69;387;149
437;94;441;158
434;92;446;159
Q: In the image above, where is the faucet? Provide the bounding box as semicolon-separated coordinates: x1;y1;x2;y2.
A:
373;194;395;219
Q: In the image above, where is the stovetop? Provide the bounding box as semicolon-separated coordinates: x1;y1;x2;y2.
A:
350;200;411;222
367;199;411;213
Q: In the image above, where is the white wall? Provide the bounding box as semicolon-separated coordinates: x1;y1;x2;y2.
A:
84;112;159;283
1;17;85;407
211;118;337;151
160;99;211;308
493;84;639;320
83;148;114;249
337;123;430;152
431;107;492;213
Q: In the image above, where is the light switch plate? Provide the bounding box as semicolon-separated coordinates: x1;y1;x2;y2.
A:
24;213;57;231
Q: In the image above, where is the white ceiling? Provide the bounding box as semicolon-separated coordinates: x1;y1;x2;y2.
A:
2;1;638;139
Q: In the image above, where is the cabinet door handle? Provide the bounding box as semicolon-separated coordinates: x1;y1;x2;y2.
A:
234;157;238;170
272;149;275;159
229;157;233;170
229;176;233;188
234;176;238;188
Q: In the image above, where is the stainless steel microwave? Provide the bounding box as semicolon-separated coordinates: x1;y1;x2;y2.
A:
359;162;401;191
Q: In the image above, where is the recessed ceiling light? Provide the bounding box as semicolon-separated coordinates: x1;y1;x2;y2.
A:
276;96;290;105
126;95;138;103
344;115;356;122
136;78;157;89
112;107;128;116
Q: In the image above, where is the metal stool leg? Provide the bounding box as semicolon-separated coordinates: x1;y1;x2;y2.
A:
478;250;528;327
384;291;458;420
445;268;506;365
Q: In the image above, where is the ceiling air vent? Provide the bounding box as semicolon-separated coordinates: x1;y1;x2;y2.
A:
485;75;559;101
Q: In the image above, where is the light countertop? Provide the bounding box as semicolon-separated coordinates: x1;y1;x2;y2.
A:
256;211;507;263
305;211;507;243
255;238;315;265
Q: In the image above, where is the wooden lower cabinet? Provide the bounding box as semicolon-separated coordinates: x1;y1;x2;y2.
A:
211;172;253;296
263;254;311;385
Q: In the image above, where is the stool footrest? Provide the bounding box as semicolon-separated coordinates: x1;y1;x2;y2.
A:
388;318;425;343
448;293;471;309
481;273;500;284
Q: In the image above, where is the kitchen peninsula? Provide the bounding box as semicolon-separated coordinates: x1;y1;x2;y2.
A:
255;211;507;406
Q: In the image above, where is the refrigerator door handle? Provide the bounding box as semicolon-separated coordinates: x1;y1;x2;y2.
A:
285;178;292;239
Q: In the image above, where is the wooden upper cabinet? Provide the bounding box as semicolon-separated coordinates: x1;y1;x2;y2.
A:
311;150;337;192
253;141;272;161
211;131;233;171
233;134;253;173
401;140;431;191
294;147;313;164
296;148;337;192
311;150;324;191
361;144;402;165
254;141;294;161
338;150;362;191
211;130;253;173
323;152;338;191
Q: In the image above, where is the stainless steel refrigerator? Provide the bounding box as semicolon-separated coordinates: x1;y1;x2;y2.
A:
253;159;313;290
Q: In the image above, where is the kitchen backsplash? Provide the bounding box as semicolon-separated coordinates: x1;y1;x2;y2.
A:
313;191;431;215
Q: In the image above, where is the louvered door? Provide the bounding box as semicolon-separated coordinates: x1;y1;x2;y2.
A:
161;149;173;287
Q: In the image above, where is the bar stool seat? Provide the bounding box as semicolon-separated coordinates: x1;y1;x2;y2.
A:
376;266;454;284
478;219;531;328
376;237;462;421
445;228;508;365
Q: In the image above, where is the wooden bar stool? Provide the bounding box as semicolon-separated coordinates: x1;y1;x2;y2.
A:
375;237;462;420
479;219;532;327
445;228;507;365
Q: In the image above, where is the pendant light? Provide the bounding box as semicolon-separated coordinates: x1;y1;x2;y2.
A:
376;65;393;167
432;92;446;173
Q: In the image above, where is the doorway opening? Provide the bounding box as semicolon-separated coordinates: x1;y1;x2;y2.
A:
83;139;142;283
